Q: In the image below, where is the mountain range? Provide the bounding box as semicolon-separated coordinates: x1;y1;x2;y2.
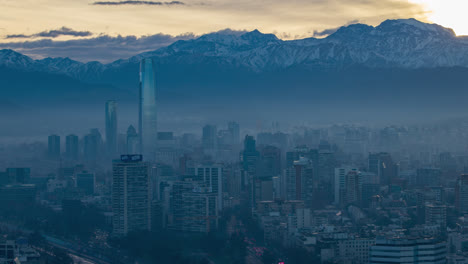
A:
1;18;468;126
2;19;468;79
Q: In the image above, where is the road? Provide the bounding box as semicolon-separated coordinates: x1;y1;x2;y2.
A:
43;235;112;264
0;221;112;264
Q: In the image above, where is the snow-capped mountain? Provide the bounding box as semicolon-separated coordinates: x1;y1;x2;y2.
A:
117;18;468;71
1;18;468;82
0;49;44;71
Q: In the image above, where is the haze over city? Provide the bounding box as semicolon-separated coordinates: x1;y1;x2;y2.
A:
1;0;468;264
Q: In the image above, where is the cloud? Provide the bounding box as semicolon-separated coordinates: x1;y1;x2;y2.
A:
1;0;430;47
92;1;185;6
313;20;360;37
0;28;254;62
6;34;30;39
0;32;196;63
210;28;247;36
5;27;92;39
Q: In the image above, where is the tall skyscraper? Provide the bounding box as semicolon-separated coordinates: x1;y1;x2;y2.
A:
105;100;118;156
139;58;158;159
344;171;361;206
48;134;60;159
65;134;79;160
112;155;151;236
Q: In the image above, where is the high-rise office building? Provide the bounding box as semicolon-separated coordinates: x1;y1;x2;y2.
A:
295;157;314;206
318;150;336;184
117;133;127;155
259;146;282;178
126;125;139;154
187;164;223;211
242;135;261;208
48;134;60;159
368;152;397;185
242;135;260;177
84;129;102;162
456;174;468;214
65;134;79;160
284;157;314;205
361;172;380;208
76;171;95;195
334;167;359;205
105;100;118;156
139;58;158;159
202;125;217;150
254;177;274;202
317;149;336;203
425;202;447;228
228;121;240;145
112;155;151;236
286;146;311;168
4;168;31;185
170;180;218;233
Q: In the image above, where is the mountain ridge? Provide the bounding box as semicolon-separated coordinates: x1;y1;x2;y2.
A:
1;18;468;83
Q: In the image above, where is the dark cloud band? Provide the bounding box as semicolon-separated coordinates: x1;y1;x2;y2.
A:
6;27;92;39
0;29;248;63
92;1;185;6
0;32;197;62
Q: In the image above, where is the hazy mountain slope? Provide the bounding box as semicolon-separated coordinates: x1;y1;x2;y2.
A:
0;66;134;106
1;18;468;120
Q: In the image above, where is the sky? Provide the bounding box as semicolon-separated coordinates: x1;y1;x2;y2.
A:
0;0;467;62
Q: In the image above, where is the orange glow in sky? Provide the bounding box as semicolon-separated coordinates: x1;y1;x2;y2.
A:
410;0;468;36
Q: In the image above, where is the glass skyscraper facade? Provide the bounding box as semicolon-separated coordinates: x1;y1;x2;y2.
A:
48;134;60;159
105;100;118;156
65;134;79;160
139;58;158;159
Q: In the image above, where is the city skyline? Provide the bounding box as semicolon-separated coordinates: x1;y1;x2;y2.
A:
2;1;468;263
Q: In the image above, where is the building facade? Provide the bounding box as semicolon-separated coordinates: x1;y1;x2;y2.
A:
370;238;447;264
139;58;158;160
105;100;118;156
112;155;151;236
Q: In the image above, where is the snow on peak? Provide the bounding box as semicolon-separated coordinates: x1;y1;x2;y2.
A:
378;18;455;37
